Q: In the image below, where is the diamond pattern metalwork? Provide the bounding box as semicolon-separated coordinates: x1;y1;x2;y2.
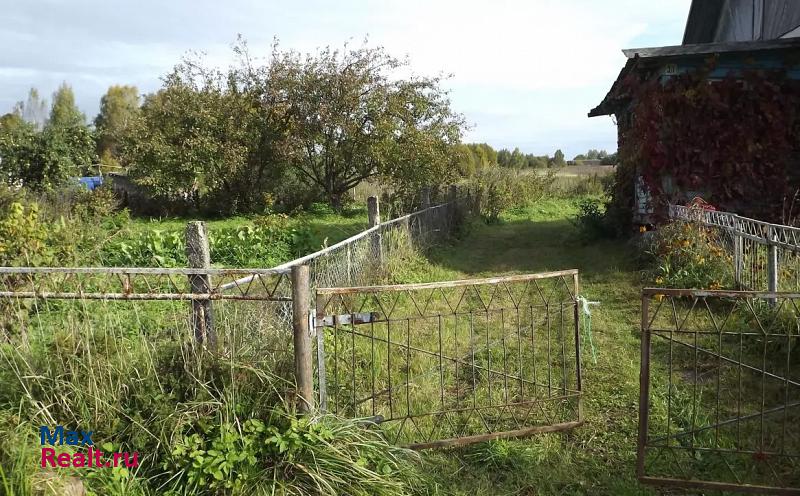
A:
316;270;583;449
639;289;800;493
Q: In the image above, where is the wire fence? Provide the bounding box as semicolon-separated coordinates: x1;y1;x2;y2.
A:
219;193;478;333
314;270;584;448
639;288;800;493
669;204;800;292
0;193;476;355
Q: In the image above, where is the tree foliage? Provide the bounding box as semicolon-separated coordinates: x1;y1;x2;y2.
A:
122;43;294;214
49;82;85;129
275;43;464;207
454;143;497;175
552;149;565;167
0;85;95;190
95;85;140;164
122;40;465;212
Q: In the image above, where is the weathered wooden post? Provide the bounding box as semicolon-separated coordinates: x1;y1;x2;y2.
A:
291;265;314;413
733;216;744;289
767;225;779;305
186;221;216;348
420;186;431;210
368;196;383;266
448;184;458;233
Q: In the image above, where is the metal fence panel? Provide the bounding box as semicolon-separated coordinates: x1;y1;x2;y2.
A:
315;270;584;449
639;288;800;494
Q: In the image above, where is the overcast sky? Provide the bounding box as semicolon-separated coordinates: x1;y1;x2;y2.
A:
1;0;691;158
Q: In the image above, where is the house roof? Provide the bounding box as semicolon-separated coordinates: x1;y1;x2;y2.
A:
683;0;725;44
588;37;800;117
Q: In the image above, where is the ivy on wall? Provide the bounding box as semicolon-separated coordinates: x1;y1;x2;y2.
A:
611;61;800;226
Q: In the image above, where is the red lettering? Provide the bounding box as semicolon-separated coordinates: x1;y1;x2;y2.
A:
56;453;70;468
41;447;56;467
113;452;122;467
124;452;139;468
94;450;103;467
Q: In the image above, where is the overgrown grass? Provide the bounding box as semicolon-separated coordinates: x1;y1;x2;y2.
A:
5;194;794;494
384;198;651;494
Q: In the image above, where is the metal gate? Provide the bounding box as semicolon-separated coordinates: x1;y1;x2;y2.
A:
314;269;583;449
639;288;800;494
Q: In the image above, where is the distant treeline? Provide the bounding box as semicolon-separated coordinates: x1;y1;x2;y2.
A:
455;143;616;175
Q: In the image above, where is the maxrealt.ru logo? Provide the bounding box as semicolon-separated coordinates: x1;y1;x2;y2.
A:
40;426;139;469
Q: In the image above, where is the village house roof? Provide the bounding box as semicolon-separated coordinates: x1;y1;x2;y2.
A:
588;37;800;118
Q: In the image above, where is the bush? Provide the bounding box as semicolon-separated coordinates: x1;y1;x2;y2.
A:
646;221;733;289
469;168;555;223
571;198;614;241
166;414;420;495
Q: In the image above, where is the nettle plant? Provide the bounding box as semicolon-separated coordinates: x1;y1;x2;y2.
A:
614;61;800;226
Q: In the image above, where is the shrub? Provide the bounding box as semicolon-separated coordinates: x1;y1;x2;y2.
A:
73;183;120;219
571;198;615;241
470;168;555;223
0;201;50;267
647;221;733;289
166;414;420;495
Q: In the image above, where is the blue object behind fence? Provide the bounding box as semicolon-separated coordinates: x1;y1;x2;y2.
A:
76;176;103;190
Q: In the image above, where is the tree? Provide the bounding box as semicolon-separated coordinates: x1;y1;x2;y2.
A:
509;147;526;168
275;43;465;208
95;85;140;164
552;149;565;167
14;88;48;131
0;113;25;134
49;82;85;129
497;148;511;167
123;44;292;214
0;119;95;189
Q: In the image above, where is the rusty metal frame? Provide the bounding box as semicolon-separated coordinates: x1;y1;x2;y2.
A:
315;269;584;449
0;266;291;301
638;287;800;494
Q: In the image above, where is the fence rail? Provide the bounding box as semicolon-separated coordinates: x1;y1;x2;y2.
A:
669;204;800;293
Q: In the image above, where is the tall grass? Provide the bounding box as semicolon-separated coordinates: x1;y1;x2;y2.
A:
0;293;423;495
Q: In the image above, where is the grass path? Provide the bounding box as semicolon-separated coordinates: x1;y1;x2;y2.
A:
392;199;653;495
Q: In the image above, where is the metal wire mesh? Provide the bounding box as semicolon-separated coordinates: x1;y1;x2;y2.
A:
220;196;476;335
314;270;583;449
0;268;298;383
670;205;800;292
639;288;800;494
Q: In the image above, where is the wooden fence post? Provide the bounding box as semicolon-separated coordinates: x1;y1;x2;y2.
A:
186;221;216;348
292;265;314;413
368;196;383;266
420;186;431;210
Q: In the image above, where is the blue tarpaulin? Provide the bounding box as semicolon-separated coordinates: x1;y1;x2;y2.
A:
76;176;103;190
